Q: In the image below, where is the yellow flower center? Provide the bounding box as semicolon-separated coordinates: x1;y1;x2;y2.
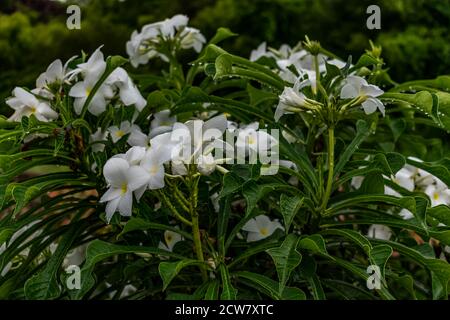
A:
247;135;256;145
259;227;269;236
30;106;37;113
116;130;125;138
85;87;92;96
433;192;440;200
149;165;159;175
121;183;128;194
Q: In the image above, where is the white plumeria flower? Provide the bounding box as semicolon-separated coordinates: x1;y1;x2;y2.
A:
275;47;308;71
158;230;183;252
281;130;297;144
367;224;392;240
100;158;148;222
171;114;228;162
63;243;88;268
236;122;278;156
210;192;220;213
179;27;206;53
6;87;58;122
120;285;138;299
108;121;132;143
226;120;239;133
150;110;177;138
69;74;113;115
260;159;297;176
159;14;189;38
89;128;108;152
242;215;284;242
250;42;273;62
134;132;176;199
197;154;217;176
340;75;385;115
115;146;147;166
399;209;414;220
139;148;169;190
275;78;313;121
425;182;450;207
126;15;188;67
351;176;364;190
127;124;149;147
106;67;147;111
384;167;415;197
67;46;106;80
126;30;160;68
171;159;188;176
35;57;75;92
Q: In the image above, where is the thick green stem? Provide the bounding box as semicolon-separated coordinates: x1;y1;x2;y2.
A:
159;191;192;226
188;174;208;282
314;54;320;96
320;127;335;213
191;212;208;282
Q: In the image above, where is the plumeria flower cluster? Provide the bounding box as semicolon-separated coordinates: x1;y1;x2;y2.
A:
274;73;385;121
68;47;146;115
250;42;345;84
126;14;206;67
5;57;75;122
100;113;279;222
5;47;146;121
352;157;450;220
250;42;386;122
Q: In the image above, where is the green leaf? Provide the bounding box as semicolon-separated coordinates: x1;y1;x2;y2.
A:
327;194;416;215
243;181;294;216
266;234;302;295
219;172;243;198
359;172;385;194
72;240;185;299
0;228;14;245
279;194;304;232
24;224;81;299
428;205;450;226
247;83;278;106
369;245;393;279
213;53;285;91
351;53;379;70
390;75;450;93
321;229;372;254
334;120;371;178
219;264;237;300
204;280;220;300
217;196;231;255
298;256;326;300
209;27;238;45
235;271;305;300
159;259;205;291
381;91;450;131
298;234;328;255
373;239;450;299
118;217;191;240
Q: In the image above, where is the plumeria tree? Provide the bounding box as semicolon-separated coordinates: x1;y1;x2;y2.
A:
1;14;450;300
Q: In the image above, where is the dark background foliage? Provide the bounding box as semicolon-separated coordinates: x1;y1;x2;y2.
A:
1;0;450;114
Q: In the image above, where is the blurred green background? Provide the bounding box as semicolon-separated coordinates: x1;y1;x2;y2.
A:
1;0;450;115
